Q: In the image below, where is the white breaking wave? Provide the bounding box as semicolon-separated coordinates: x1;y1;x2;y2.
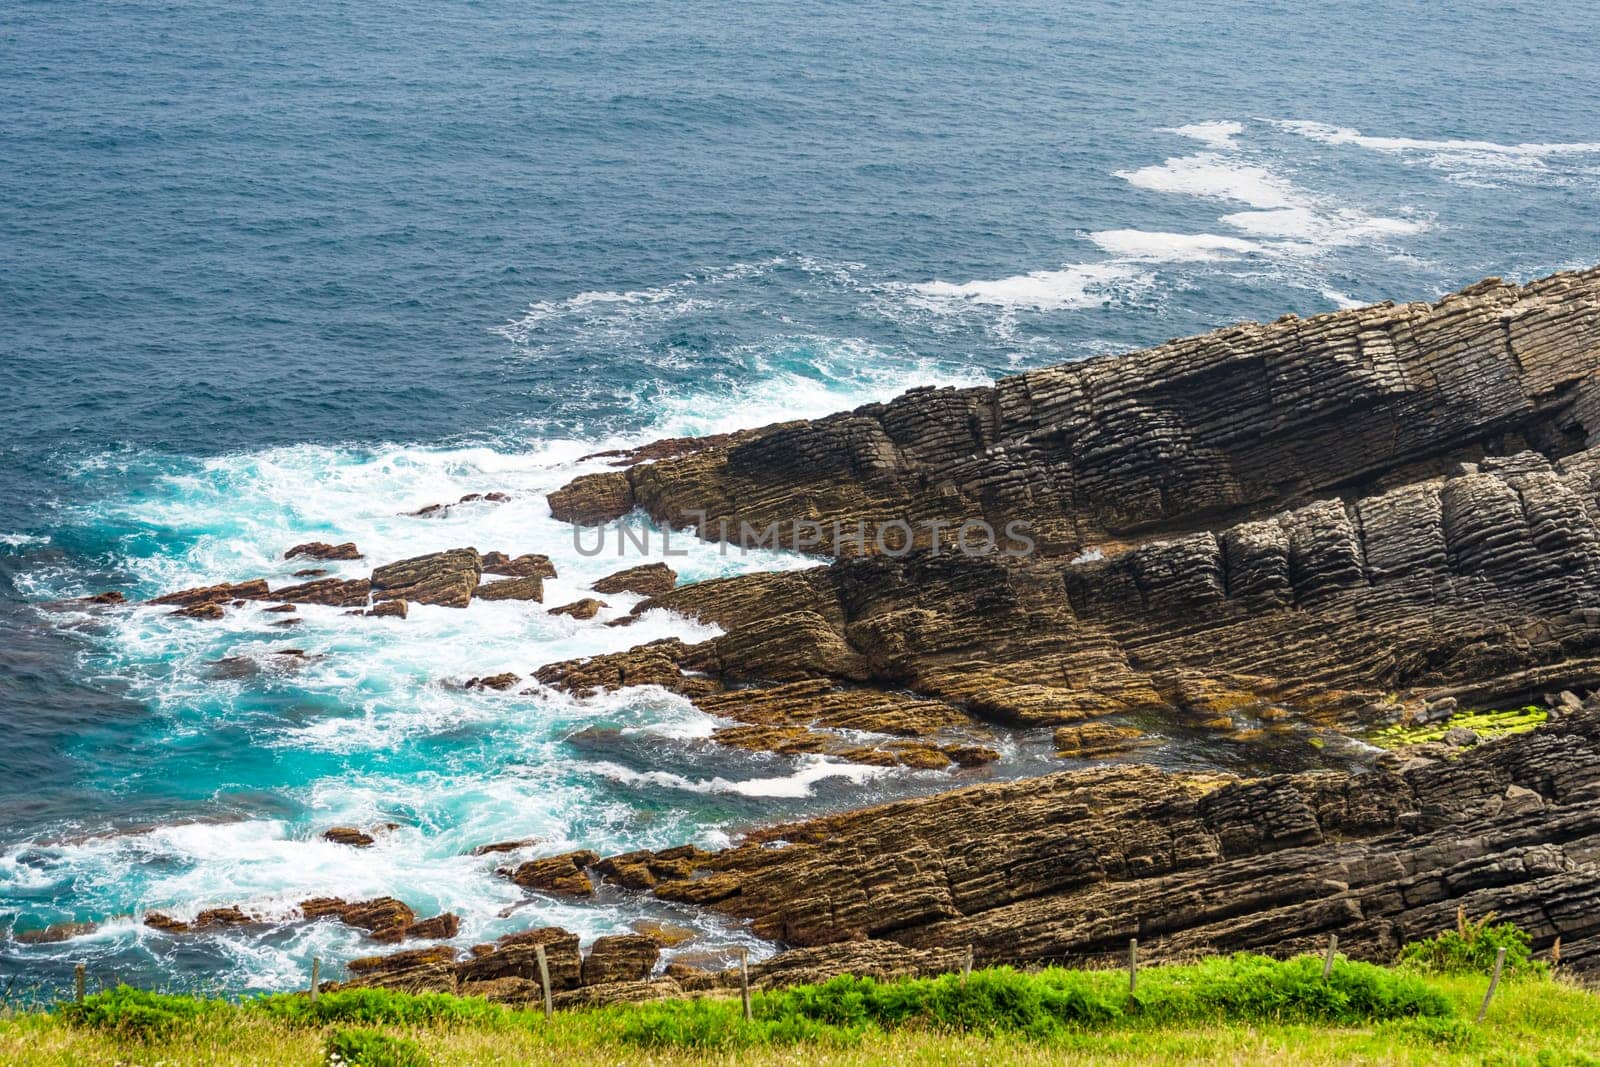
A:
1276;120;1600;160
906;263;1150;313
1088;229;1263;262
587;756;890;799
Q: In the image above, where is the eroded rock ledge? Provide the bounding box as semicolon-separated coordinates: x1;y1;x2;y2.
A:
594;708;1600;975
551;269;1600;558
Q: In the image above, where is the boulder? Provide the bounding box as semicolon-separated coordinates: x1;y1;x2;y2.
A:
507;850;600;896
370;549;481;608
285;542;362;561
591;563;677;598
549;598;606;620
484;553;558;580
474;576;543;602
580;934;659;985
465;673;520;691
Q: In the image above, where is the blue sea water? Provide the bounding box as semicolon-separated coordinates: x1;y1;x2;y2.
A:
2;0;1599;992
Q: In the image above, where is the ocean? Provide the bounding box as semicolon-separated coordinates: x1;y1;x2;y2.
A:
3;0;1598;993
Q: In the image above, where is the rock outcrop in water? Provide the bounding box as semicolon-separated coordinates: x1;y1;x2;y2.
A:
122;269;1600;996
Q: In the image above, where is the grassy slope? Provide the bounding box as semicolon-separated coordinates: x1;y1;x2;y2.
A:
2;957;1597;1066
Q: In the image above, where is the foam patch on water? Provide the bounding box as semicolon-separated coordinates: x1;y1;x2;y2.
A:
5;346;1002;989
1117;151;1304;210
1090;119;1430;288
1088;229;1263;262
1162;120;1245;149
905;263;1151;313
586;756;889;799
1277;120;1600;160
1274;120;1600;190
902;118;1435;319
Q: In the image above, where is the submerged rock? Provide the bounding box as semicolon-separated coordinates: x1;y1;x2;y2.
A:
13;920;99;944
470;837;541;856
465;672;520;691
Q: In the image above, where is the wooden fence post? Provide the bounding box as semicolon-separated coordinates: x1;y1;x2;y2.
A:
1322;934;1339;979
74;964;85;1005
1476;947;1507;1023
739;948;753;1022
309;957;320;1003
534;943;553;1020
1127;938;1138;996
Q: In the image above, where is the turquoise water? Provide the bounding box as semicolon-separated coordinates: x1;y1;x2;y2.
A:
2;0;1599;992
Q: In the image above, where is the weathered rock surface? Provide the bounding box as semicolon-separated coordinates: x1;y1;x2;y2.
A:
580;934;660;985
591;562;677;598
365;598;407;619
549;598;606;620
551;269;1600;560
541;443;1600;733
474;576;543;602
483;552;557;580
371;549;481;608
608;710;1600;973
285;541;362;561
149;580;269;608
270;577;371;607
507;850;600;896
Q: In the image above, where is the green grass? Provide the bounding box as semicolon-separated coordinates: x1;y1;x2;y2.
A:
4;951;1597;1065
1367;705;1548;748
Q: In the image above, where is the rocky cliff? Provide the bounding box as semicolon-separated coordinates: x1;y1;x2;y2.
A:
596;704;1600;976
551;269;1600;558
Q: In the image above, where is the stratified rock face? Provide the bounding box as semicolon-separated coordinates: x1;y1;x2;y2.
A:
149;580;270;607
580;934;660;985
270;577;371;607
370;549;482;608
549;598;606;620
507;850;599;896
545;445;1600;732
474;576;543;602
483;552;557;580
550;269;1600;558
613;710;1600;973
285;541;362;561
592;562;677;598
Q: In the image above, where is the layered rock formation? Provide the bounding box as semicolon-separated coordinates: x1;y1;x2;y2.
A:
533;447;1600;753
551;269;1600;559
592;707;1600;974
